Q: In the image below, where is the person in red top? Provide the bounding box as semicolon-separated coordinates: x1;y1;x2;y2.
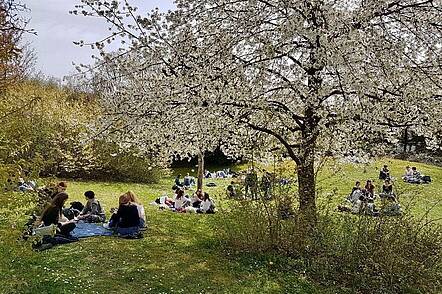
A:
364;180;375;199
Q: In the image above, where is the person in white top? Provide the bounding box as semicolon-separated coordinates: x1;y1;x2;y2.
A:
174;189;189;212
197;192;215;214
126;191;146;227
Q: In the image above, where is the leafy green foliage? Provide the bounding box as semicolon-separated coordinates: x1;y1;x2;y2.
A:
0;80;166;183
214;159;442;294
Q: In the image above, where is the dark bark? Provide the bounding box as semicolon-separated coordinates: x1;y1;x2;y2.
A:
297;138;317;228
197;151;204;191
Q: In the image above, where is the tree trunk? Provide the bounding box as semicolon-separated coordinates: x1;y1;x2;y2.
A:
403;127;408;153
297;143;317;228
197;151;204;191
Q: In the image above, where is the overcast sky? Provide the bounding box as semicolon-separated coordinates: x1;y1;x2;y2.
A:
22;0;175;79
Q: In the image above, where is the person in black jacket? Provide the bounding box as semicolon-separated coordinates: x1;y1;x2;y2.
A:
379;165;390;180
40;192;76;236
108;193;140;236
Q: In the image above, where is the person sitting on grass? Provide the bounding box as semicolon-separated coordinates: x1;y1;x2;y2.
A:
191;189;204;208
226;181;237;198
380;179;396;200
403;166;431;184
403;166;413;180
183;173;193;187
40;192;77;237
174;189;189;212
77;190;106;223
364;179;375;200
379;165;390;180
108;194;140;237
126;191;146;228
175;174;183;187
197;192;215;214
347;181;362;203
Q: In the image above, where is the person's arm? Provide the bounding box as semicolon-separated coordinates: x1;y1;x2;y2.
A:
80;201;90;216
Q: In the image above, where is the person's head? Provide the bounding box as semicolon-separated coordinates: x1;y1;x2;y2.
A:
84;190;95;199
384;165;388;169
119;193;131;205
57;181;68;193
366;180;372;186
186;173;190;176
51;192;69;209
412;167;417;171
176;174;181;178
177;189;184;198
355;181;360;187
231;181;235;185
126;190;140;204
384;179;391;185
203;192;210;201
406;166;410;170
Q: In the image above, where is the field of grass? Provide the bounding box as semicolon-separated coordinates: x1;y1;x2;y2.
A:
0;158;441;293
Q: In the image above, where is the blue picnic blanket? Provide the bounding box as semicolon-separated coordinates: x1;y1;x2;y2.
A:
71;222;113;238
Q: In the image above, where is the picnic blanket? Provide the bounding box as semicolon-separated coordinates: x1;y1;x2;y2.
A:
71;222;113;238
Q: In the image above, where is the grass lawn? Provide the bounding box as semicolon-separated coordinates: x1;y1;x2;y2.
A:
0;158;440;293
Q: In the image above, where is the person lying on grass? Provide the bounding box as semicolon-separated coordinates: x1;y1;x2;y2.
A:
77;190;106;223
126;191;146;228
40;192;77;237
108;193;140;236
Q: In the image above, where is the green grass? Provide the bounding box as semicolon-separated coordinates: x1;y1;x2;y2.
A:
0;158;441;293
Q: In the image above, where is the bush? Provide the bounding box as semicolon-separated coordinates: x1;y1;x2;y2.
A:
214;197;442;293
0;80;167;183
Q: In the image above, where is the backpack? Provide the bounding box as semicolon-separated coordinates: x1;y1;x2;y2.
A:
422;175;431;183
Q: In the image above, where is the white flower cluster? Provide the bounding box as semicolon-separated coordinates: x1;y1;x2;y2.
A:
73;0;442;211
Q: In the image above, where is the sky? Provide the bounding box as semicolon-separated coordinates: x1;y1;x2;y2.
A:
22;0;175;79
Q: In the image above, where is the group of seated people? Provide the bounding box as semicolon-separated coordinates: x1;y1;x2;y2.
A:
402;166;431;184
174;173;197;188
340;177;401;216
34;181;146;242
205;168;232;179
153;187;216;214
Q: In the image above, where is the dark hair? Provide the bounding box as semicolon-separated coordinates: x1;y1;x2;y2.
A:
177;189;184;198
58;181;68;188
412;167;417;170
84;190;95;199
355;181;360;185
41;192;69;217
203;192;210;201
